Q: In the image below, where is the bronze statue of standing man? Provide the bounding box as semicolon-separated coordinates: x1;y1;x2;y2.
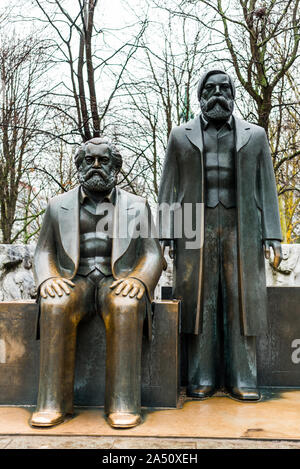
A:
31;137;164;428
158;70;282;401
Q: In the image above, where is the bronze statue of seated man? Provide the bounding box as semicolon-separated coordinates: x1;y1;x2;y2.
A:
30;137;164;428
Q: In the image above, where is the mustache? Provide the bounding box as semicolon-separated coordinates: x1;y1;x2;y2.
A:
84;168;108;182
205;96;231;111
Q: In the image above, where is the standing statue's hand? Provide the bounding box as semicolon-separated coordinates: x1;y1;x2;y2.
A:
169;240;175;259
110;278;145;300
159;240;175;260
40;278;75;299
264;240;282;269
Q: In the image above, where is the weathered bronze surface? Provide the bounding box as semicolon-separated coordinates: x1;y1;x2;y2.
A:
158;70;283;401
258;287;300;386
0;301;39;405
0;299;181;407
74;299;181;408
31;138;164;428
0;291;300;410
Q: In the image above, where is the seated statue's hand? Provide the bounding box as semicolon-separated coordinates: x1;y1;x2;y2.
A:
40;278;75;299
110;277;145;300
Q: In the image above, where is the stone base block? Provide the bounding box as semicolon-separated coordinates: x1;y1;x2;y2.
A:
257;287;300;386
0;287;299;409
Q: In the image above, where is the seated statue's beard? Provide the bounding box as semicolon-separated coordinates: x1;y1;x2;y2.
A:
200;96;234;122
79;169;117;193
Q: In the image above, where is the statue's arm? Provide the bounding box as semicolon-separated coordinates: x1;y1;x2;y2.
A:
157;128;180;243
110;202;165;300
257;130;283;268
157;128;180;259
33;201;64;293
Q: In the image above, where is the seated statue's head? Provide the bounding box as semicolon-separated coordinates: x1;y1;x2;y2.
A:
197;70;235;123
74;137;122;193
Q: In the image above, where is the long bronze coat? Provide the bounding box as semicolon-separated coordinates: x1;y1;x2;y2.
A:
158;115;282;336
34;186;165;338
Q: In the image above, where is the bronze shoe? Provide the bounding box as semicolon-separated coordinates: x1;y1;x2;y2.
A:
30;410;66;427
107;412;142;428
187;385;216;399
227;387;261;401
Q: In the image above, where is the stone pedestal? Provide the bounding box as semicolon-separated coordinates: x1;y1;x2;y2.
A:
0;288;299;409
257;287;300;386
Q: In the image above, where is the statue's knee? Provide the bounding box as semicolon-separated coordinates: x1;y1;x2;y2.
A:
106;291;141;311
40;293;73;314
103;293;145;335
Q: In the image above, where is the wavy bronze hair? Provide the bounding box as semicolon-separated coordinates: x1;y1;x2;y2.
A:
74;137;122;171
197;69;236;102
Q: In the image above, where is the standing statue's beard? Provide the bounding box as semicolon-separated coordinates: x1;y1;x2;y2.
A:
78;167;117;193
200;96;234;122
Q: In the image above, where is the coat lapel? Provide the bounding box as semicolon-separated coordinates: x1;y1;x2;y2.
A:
185;115;203;153
57;185;139;279
58;187;80;272
234;116;252;153
185;114;252;154
112;187;141;277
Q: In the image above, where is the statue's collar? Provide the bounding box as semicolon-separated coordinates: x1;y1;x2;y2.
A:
185;114;252;153
79;186;116;205
201;114;233;131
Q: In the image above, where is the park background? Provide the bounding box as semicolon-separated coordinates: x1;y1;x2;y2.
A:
0;0;299;246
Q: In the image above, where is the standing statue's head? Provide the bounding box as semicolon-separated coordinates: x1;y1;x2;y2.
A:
75;137;122;193
197;70;235;123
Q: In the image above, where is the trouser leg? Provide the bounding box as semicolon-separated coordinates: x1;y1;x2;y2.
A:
220;206;257;391
36;276;93;413
98;277;146;415
187;207;220;391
